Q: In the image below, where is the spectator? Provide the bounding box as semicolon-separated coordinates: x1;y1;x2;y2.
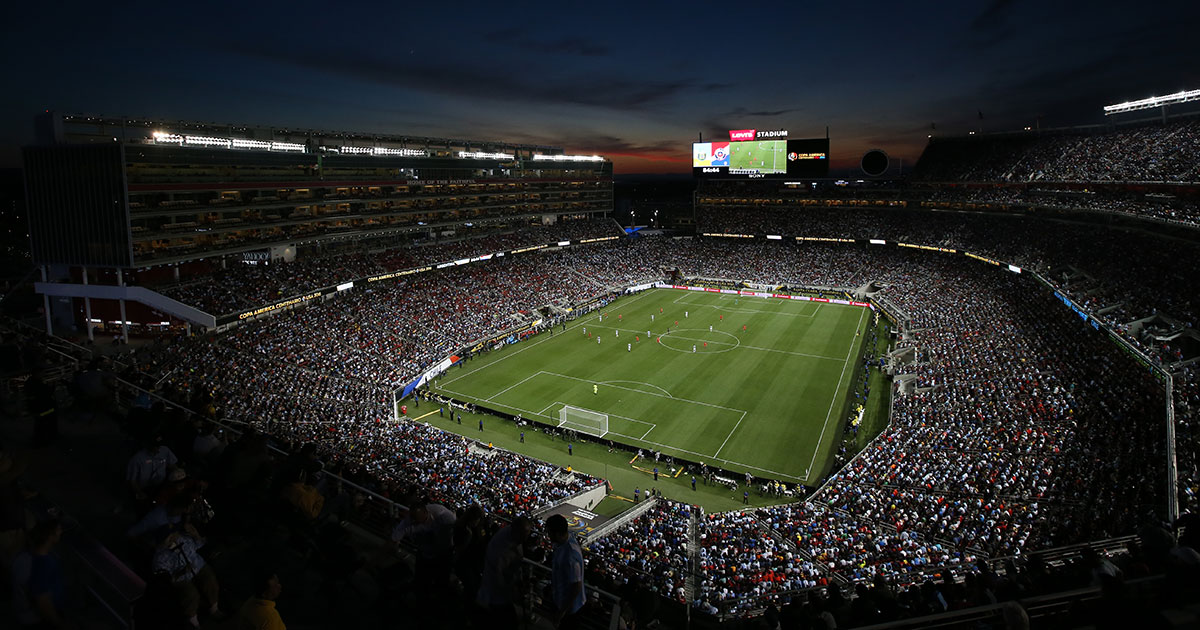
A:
476;515;534;629
235;569;285;630
547;514;586;630
151;527;221;627
126;435;179;503
11;519;69;629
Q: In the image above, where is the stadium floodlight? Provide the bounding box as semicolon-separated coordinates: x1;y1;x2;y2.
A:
459;151;514;160
232;138;271;151
184;135;232;149
531;154;605;162
152;131;183;144
1104;89;1200;115
269;141;306;153
559;405;608;438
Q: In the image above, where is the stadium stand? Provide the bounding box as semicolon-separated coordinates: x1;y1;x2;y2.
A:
9;112;1200;628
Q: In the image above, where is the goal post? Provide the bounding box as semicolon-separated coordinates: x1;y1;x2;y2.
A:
558;405;609;438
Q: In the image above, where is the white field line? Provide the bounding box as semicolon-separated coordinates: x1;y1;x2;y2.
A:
600;380;673;397
439;289;656;387
805;306;868;477
485;371;542;402
442;385;808;482
713;411;748;459
539;371;746;413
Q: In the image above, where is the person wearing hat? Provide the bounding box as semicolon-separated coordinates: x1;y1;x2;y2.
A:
545;514;586;629
151;525;222;627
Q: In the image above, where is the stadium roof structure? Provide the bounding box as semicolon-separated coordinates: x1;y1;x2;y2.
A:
1103;89;1200;115
53;112;564;153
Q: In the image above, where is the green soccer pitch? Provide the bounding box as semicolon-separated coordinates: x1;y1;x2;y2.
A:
729;141;787;174
427;288;870;485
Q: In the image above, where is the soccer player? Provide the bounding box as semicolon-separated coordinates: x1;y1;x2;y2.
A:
627;343;631;352
615;330;619;338
709;325;713;332
651;314;654;321
597;337;600;345
685;311;688;318
692;345;696;353
593;384;598;395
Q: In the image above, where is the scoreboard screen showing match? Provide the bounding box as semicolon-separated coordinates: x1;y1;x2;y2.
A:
693;136;829;179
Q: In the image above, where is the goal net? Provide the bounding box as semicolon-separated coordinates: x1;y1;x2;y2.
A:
558;405;609;438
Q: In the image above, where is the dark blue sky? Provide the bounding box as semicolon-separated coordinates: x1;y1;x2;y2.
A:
2;0;1197;174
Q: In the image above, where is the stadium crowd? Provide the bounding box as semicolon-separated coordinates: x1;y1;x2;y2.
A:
148;219;622;315
585;499;693;603
694;203;1199;362
12;156;1200;625
696;509;827;614
103;223;1186;615
911;117;1200;183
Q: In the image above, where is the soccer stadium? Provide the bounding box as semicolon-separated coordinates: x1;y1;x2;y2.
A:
2;24;1200;630
6;103;1200;629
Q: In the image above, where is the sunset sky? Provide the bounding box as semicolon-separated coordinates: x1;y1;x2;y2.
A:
2;0;1197;174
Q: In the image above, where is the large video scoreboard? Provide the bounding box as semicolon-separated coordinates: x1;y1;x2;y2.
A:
693;129;828;179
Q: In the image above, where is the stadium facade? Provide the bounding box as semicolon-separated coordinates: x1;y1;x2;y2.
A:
23;112;613;336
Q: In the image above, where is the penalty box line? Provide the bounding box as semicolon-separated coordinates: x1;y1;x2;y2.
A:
442;385;810;483
539;371;746;414
438;289;657;388
439;390;660;441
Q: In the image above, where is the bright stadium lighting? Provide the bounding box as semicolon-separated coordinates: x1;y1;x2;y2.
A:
269;141;306;153
374;147;425;157
338;145;423;157
531;154;605;162
1104;89;1200;115
184;135;232;149
152;131;306;153
459;151;514;160
152;131;183;144
232;138;271;151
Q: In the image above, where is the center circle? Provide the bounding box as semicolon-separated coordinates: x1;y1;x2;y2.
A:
658;328;741;354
